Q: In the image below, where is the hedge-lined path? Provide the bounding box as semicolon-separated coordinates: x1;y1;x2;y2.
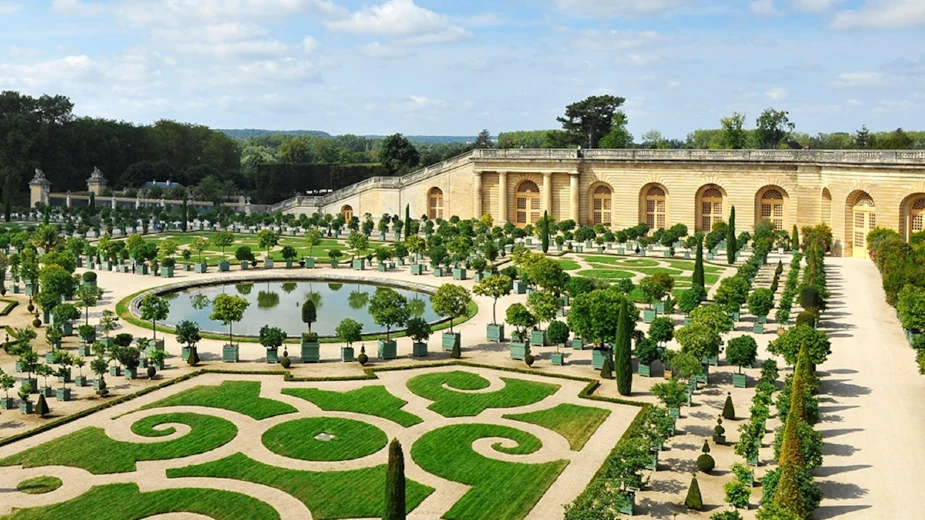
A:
0;368;638;519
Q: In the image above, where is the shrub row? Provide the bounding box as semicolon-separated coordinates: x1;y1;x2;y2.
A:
774;253;803;324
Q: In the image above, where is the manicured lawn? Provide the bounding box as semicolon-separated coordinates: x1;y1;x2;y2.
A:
620;258;660;267
16;476;62;495
503;403;611;450
406;371;559;418
262;417;387;461
556;259;581;271
2;483;280;520
576;269;635;280
283;386;422;427
140;381;297;420
168;452;433;520
0;413;237;474
411;424;569;520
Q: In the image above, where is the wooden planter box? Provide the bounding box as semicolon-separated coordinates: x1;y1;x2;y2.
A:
340;346;355;362
733;373;747;388
195;263;208;273
240;262;250;270
486;324;504;342
160;266;174;278
638;363;651;377
352;259;365;270
109;366;122;376
643;309;656;323
433;267;444;277
74;375;88;387
646;449;659;470
510;342;530;361
266;348;279;364
412;342;428;357
377;340;397;360
378;263;388;272
653;301;666;314
442;332;460;352
301;342;320;363
56;388;71;401
124;368;138;380
551;352;565;366
304;257;316;268
411;264;424;275
77;345;92;356
264;259;274;269
701;355;719;367
592;348;614;370
753;323;764;334
513;281;527;294
530;329;547;346
219;260;230;272
0;397;14;410
223;344;239;363
569;337;584;350
19;401;33;414
452;268;467;280
618;491;635;516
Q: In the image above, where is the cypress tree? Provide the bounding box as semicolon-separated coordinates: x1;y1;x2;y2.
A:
684;474;703;510
541;210;550;253
722;392;736;420
384;438;406;520
693;234;705;291
727;206;736;264
791;224;800;251
404;204;411;241
89;192;96;212
615;299;634;395
42;205;49;225
181;198;188;233
773;463;806;519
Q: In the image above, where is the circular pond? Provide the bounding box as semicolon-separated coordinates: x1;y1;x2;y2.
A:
161;280;439;337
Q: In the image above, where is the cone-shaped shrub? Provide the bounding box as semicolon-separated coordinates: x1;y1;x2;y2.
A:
600;356;613;379
727;206;737;265
772;463;806;519
187;348;199;366
693;234;705;291
685;475;704;510
722;392;736;420
702;439;711;454
384;438;406;520
615;299;634;396
450;341;461;359
36;394;50;417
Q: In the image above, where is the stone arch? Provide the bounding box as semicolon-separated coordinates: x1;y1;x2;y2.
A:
755;185;788;230
695;184;727;233
428;187;444;220
821;188;832;228
514;180;541;226
900;192;925;240
340;204;354;222
845;190;876;257
639;183;669;231
589;182;613;226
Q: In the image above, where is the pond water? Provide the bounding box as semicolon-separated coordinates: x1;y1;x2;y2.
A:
161;280;438;337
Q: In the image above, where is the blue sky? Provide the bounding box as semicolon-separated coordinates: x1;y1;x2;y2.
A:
0;0;923;139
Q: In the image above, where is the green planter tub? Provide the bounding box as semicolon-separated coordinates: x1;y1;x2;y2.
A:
377;340;397;360
442;332;460;352
412;342;428;357
352;259;365;270
733;373;747;388
530;329;547;347
266;347;279;364
510;341;530;361
304;257;316;268
551;352;565;366
452;268;467;280
223;344;240;363
486;323;504;342
411;264;424;275
301;341;320;363
591;348;614;370
340;346;355;362
638;363;652;377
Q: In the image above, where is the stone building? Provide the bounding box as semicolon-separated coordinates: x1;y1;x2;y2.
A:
267;149;925;258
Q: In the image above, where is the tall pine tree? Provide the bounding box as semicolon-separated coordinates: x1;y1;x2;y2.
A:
541;210;550;253
615;298;634;395
404;204;411;242
791;224;800;252
727;206;737;264
693;234;705;291
384;438;406;520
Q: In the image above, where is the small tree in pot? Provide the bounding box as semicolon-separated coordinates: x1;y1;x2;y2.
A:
139;293;169;348
547;320;570;366
652;378;688;419
635;337;661;377
91;354;109;396
118;345;142;379
210;293;250;363
190;236;210;272
726;335;758;388
0;372;15;410
259;325;286;364
336;318;363;363
431;284;471;352
368;288;409;360
175;320;201;365
747;287;775;332
406;317;432;357
506;303;536;361
473;274;511;342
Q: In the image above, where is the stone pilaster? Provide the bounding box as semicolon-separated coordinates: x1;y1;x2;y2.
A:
542;172;553;214
498;171;508;223
570;174;580;223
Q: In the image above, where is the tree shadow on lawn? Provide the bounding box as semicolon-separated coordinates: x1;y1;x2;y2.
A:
662;456;697;473
812;464;871;478
820;427;864;439
684;424;714;438
0;420;24;430
823;442;861;457
648;477;686;495
636;497;687;519
819;404;859;414
812;505;872;519
818;480;869;500
820;379;872;399
667;441;699;452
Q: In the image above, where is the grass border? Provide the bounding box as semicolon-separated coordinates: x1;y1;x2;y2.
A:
0;298;19;316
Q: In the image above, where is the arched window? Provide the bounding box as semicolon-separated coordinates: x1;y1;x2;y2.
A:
851;192;876;258
428;187;444;220
592;184;612;225
515;181;541;225
645;186;667;230
341;205;353;222
759;188;785;230
911;197;925;235
698;187;724;233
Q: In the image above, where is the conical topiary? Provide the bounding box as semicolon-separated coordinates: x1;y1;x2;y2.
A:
685;474;703;510
450;341;461;359
773;463;806;519
186;348;199;366
384;438;406;520
713;417;726;444
36;394;50;417
615;299;634;396
600;356;613;379
702;439;711;454
722;392;736;420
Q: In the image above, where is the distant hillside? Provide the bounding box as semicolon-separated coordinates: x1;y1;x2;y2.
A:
220;129;475;144
219;129;331;139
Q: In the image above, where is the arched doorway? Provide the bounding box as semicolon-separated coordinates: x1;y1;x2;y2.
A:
341;205;353;222
515;181;541;226
850;192;876;258
757;187;786;230
697;185;725;233
642;185;667;230
821;188;832;228
428;187;444;220
591;184;613;225
906;195;925;239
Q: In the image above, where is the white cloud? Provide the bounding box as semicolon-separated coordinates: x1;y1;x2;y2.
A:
0;55;102;88
236;59;320;83
831;0;925;29
358;42;412;59
302;36;320;55
0;0;20;16
51;0;105;16
790;0;841;12
571;29;669;51
831;72;892;87
455;13;504;27
153;23;288;60
846;98;861;105
750;0;779;15
625;54;660;66
766;87;788;100
325;0;471;44
114;0;347;27
554;0;695;16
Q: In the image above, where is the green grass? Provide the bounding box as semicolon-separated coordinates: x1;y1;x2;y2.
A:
556;259;581;271
0;413;237;474
168;452;433;520
139;381;297;420
262;417;386;461
619;258;661;267
282;386;422;427
576;269;635;280
16;476;62;495
503;403;611;450
1;483;280;520
411;424;569;520
406;371;559;418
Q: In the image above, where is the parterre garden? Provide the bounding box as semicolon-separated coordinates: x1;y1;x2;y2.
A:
0;369;632;520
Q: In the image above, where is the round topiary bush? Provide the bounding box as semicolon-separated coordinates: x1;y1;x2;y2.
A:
27;301;34;313
146;365;156;379
696;453;715;473
280;351;291;369
524;354;535;367
82;271;97;283
357;351;369;366
32;318;41;328
795;309;819;327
